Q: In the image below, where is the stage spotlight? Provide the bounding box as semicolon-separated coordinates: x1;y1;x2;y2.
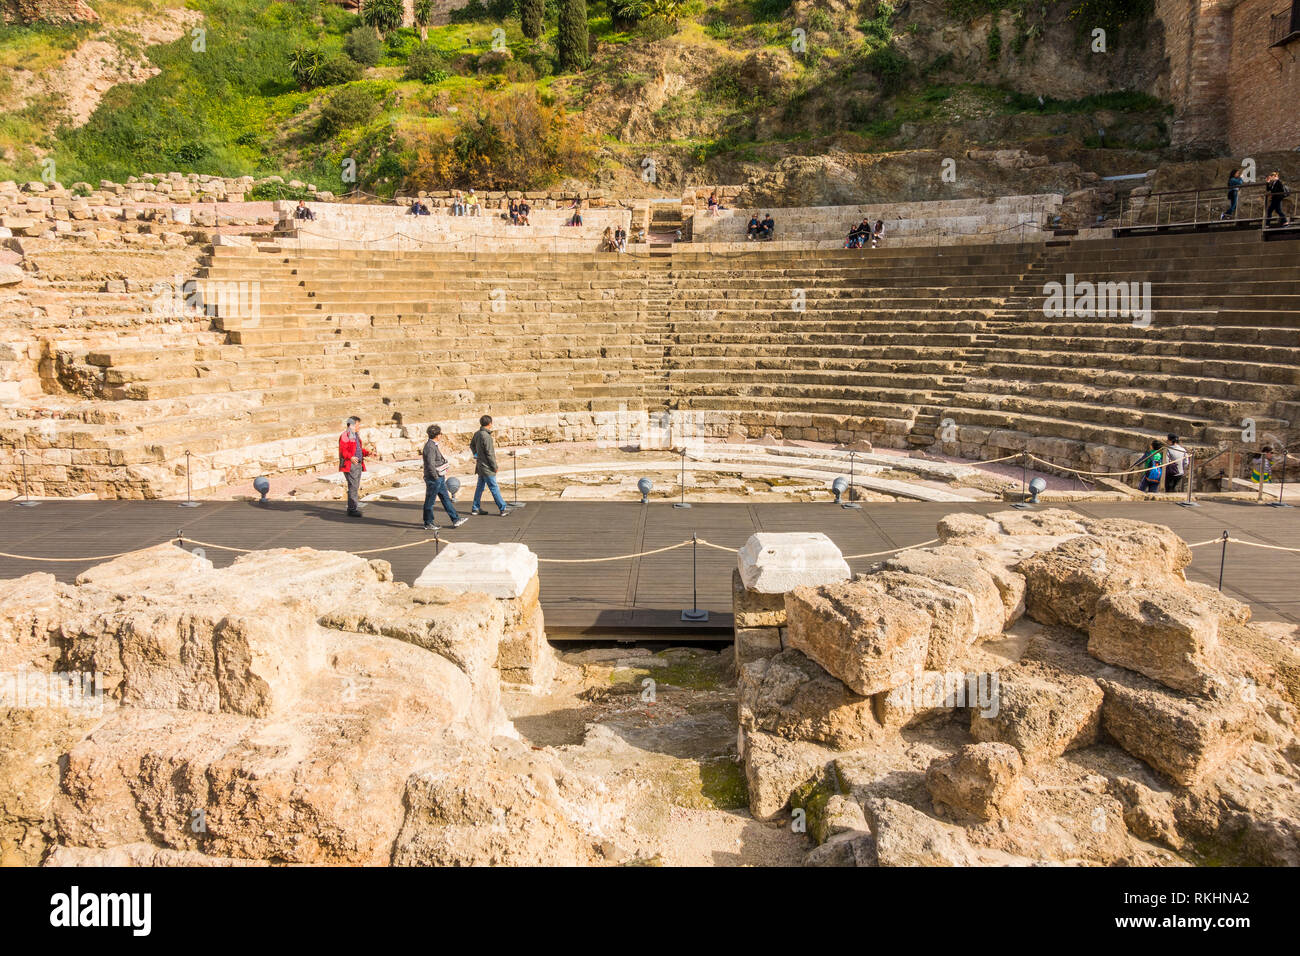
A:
253;476;270;504
1028;476;1047;505
446;477;461;498
832;476;848;505
638;477;653;503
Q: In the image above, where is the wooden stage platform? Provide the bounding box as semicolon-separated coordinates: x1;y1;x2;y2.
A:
2;499;1298;636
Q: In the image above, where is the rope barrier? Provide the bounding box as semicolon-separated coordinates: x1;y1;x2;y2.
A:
1026;453;1160;479
534;540;694;563
842;538;941;559
0;547;157;563
1187;537;1300;553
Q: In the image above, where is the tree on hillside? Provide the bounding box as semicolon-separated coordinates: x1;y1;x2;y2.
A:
520;0;544;40
361;0;404;38
413;0;434;42
557;0;590;71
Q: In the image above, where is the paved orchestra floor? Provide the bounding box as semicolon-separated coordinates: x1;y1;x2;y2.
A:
3;498;1297;636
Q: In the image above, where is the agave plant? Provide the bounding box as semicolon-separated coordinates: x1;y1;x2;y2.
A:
288;46;325;91
413;0;433;42
361;0;405;38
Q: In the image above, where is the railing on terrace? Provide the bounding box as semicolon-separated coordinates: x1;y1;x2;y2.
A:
1270;3;1300;46
1116;182;1297;230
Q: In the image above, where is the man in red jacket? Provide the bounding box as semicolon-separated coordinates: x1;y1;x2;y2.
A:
339;416;370;517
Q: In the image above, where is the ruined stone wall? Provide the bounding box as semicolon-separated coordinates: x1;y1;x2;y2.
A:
1156;0;1300;153
1226;0;1300;153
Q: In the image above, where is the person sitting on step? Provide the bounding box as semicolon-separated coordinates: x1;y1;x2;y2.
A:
602;225;616;252
294;200;316;221
870;219;885;248
518;200;531;226
615;226;627;252
746;215;761;240
759;214;775;240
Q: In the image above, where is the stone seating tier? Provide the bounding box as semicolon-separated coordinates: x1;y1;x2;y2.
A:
2;228;1296;498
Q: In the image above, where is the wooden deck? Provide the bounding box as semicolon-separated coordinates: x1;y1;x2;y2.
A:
2;499;1298;636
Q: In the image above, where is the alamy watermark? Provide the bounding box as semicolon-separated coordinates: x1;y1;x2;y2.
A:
1;668;104;715
1043;274;1152;328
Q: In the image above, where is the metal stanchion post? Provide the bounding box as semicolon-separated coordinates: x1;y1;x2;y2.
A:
1011;450;1033;509
16;449;38;507
673;446;691;509
434;526;440;559
842;450;862;509
1270;447;1291;508
179;450;200;507
1217;530;1229;592
681;532;708;622
1178;452;1198;507
509;449;526;508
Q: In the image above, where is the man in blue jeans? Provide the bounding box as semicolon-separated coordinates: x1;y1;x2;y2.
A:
421;424;467;530
470;414;512;516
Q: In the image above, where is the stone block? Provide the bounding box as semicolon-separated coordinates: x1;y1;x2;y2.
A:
737;532;850;593
414;542;538;599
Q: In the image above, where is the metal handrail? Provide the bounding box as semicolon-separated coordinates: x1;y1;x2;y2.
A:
1118;181;1295;228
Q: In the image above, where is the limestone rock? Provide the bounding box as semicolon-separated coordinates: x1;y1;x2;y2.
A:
926;743;1026;823
1016;529;1191;630
970;660;1103;763
391;740;599;866
882;546;1007;637
1097;671;1257;787
784;579;931;696
866;569;978;669
734;626;783;667
0;572;66;672
737;532;850;593
1089;588;1221;695
738;649;879;749
740;729;832;820
732;568;786;627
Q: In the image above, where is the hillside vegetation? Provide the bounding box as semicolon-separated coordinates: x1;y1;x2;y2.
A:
0;0;1167;195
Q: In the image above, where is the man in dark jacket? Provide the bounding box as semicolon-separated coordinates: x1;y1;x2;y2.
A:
1264;171;1290;228
469;414;511;516
421;424;467;530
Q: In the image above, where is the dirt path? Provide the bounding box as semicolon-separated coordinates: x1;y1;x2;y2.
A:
504;644;809;866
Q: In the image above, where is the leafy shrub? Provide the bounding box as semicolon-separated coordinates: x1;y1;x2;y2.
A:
751;0;793;22
319;85;383;134
317;54;365;86
406;90;593;189
405;44;449;82
502;60;538;82
344;25;383;66
986;22;1001;61
863;42;912;93
610;0;648;29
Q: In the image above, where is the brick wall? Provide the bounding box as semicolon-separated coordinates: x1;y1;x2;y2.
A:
1156;0;1300;153
1226;0;1300;153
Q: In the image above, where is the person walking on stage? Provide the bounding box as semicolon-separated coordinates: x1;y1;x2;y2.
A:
422;424;467;530
470;414;512;516
1136;439;1164;493
339;416;370;517
1163;434;1188;493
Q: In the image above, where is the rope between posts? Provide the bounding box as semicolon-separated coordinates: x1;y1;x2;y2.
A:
1187;537;1300;553
535;540;694;563
1026;454;1163;479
